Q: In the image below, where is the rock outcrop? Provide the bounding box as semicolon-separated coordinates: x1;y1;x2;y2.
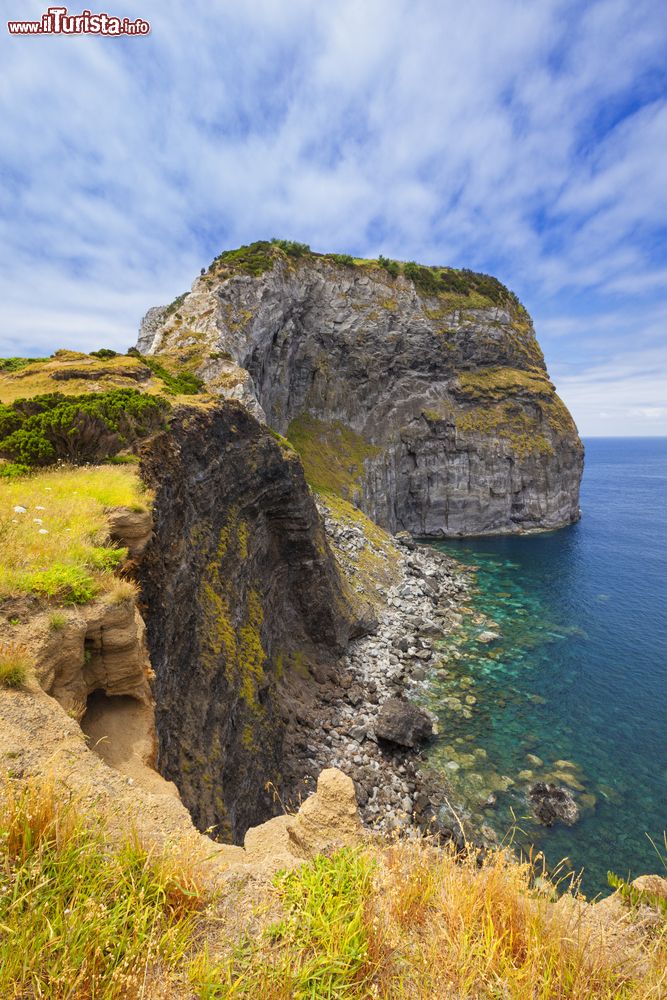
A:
138;244;583;536
30;598;152;722
374;696;437;748
138;401;362;842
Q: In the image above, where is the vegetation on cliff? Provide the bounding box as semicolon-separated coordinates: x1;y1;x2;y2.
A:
202;239;529;318
0;349;211;408
0;464;149;604
286;414;380;501
199;842;665;999
1;777;663;999
0;389;168;468
0;779;204;998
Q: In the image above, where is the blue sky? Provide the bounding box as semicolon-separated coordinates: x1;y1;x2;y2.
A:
1;0;666;435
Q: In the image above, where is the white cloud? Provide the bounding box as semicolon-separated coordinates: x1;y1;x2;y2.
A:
0;0;666;434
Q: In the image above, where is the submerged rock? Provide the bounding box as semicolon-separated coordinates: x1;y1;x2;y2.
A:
374;697;437;748
529;782;580;827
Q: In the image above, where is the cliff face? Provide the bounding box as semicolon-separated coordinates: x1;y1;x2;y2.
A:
138;402;360;842
138;247;583;537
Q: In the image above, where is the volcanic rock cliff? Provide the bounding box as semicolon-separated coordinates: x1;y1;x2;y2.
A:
138;243;583;536
138;402;363;841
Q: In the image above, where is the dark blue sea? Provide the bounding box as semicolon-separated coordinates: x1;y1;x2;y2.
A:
427;437;667;895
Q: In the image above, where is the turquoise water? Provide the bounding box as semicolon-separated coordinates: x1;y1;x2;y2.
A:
426;437;667;896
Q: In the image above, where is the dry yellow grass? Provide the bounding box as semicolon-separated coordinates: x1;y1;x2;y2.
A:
0;465;151;603
0;777;206;999
196;841;666;999
0;353;156;403
0;640;33;687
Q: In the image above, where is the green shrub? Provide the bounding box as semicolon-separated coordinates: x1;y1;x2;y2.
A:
0;357;40;373
89;348;119;359
378;255;400;278
0;389;169;468
329;253;355;266
212;242;276;276
404;261;441;294
27;565;98;604
0;462;30;479
270;238;311;257
87;546;127;571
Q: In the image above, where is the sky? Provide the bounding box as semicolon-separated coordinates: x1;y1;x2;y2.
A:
1;0;666;435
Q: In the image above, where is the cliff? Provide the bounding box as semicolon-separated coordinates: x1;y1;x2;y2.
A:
138;402;362;841
138;243;584;536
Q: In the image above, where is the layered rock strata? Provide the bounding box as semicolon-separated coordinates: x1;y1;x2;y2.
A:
138;249;583;536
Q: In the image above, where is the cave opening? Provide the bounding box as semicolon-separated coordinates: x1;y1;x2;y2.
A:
80;690;174;797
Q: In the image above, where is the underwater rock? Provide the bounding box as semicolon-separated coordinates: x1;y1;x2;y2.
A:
529;782;580;827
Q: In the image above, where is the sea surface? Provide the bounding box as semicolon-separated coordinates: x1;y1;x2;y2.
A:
426;437;667;895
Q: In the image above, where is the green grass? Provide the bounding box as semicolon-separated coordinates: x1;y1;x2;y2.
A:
0;465;150;604
192;843;667;1000
192;849;377;999
0;779;205;999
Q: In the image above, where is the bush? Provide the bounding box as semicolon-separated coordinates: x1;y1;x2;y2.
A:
212;242;275;276
270;238;311;257
89;348;119;359
404;261;441;294
0;462;30;479
27;565;98;604
0;357;41;373
329;253;355;266
0;389;169;468
378;255;400;278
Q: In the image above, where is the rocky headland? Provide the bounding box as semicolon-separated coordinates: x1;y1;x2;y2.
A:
137;242;584;537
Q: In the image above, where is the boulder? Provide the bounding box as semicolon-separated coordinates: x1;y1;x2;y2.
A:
374;697;437;748
528;782;579;826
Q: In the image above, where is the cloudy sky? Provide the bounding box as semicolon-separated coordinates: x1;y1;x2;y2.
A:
1;0;666;435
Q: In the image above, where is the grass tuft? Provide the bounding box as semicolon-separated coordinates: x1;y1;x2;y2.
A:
105;579;139;604
48;610;67;630
0;641;32;687
0;778;206;999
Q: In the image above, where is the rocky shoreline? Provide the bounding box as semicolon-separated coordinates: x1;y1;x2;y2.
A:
281;498;476;844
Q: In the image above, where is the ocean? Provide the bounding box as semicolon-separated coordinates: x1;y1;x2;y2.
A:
427;437;667;895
